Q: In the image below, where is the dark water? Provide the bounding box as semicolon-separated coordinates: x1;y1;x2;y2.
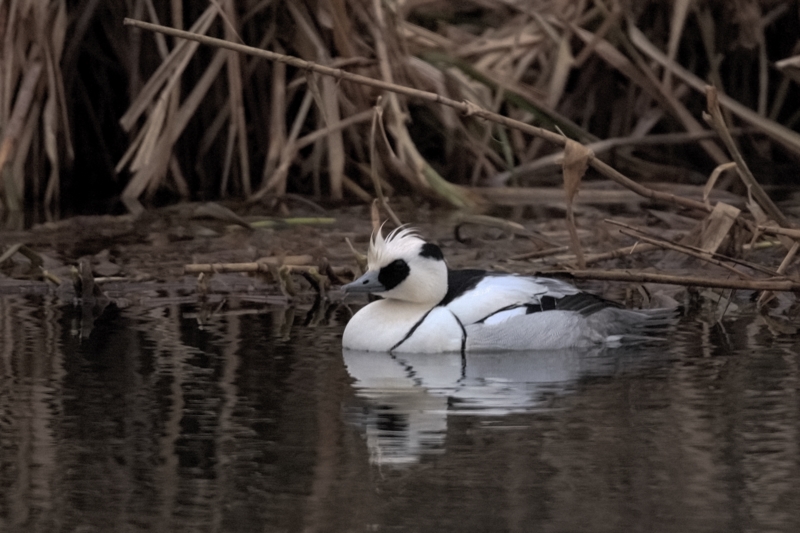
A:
2;294;800;533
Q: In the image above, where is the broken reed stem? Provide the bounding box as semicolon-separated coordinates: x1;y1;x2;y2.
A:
123;18;714;213
758;225;800;240
537;269;800;292
704;86;791;227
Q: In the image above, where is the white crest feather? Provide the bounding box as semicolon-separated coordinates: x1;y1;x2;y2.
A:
367;225;426;269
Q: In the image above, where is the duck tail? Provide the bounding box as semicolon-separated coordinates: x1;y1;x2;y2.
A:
590;306;679;343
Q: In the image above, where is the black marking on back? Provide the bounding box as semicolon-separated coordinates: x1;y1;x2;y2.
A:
390;307;434;352
525;303;543;314
475;292;621;324
439;269;489;306
540;296;558;311
378;259;410;291
476;303;521;324
419;243;444;261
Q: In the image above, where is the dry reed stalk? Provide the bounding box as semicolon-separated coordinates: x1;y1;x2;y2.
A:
261;43;287;192
368;102;402;227
662;0;692;89
253;105;373;201
561;138;592;268
704;86;791;228
368;0;476;207
255;90;314;198
123;49;228;201
572;24;729;166
0;1;72;213
0;63;43;210
221;0;251;196
285;1;345;200
2;0;796;219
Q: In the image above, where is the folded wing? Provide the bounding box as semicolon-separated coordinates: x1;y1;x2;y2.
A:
442;270;599;325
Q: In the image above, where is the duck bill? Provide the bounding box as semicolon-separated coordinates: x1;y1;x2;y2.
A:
342;270;386;294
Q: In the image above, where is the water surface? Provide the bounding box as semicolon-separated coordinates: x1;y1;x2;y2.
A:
2;294;799;532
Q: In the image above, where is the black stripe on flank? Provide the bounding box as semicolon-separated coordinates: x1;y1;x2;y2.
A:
419;243;444;260
452;312;467;355
378;259;410;291
390;307;434;352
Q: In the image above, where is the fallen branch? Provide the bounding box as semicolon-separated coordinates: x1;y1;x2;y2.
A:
534;269;800;292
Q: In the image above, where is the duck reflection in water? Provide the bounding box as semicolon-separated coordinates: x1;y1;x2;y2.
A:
342;345;665;465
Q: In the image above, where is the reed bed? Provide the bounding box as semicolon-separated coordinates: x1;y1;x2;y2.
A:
0;0;797;212
2;1;800;294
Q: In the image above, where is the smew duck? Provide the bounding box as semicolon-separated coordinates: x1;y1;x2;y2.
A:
342;227;671;353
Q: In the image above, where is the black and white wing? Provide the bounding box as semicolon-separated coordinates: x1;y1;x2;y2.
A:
442;270;614;326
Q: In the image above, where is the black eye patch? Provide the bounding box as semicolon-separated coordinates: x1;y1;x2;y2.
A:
378;259;410;290
419;243;444;260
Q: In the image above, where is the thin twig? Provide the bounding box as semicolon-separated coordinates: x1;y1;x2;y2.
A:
509;246;571;261
704;86;791;227
617;228;752;279
607;218;787;278
369;100;402;227
532;269;800;292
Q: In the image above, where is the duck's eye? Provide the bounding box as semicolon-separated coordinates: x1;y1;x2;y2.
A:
378;259;410;290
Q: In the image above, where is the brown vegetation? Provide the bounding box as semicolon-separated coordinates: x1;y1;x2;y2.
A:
1;0;800;308
0;1;798;210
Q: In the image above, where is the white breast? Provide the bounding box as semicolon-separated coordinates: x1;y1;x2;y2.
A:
342;300;464;353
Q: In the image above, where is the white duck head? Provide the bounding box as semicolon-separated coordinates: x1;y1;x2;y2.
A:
342;227;448;305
